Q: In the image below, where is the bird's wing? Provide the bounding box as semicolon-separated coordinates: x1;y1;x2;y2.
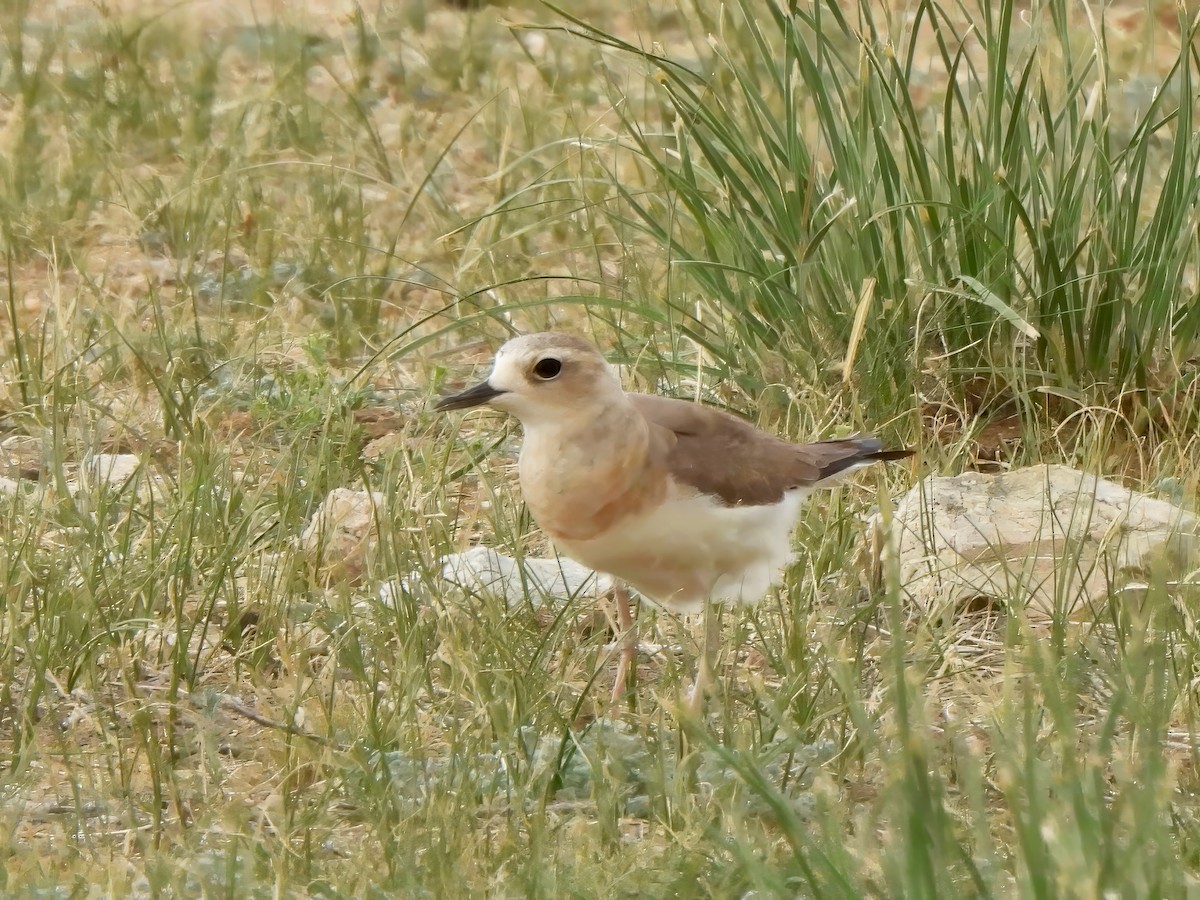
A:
627;393;906;507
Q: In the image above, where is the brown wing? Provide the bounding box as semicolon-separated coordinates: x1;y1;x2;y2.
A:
627;393;910;507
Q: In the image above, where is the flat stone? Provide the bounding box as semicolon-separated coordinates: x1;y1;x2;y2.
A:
80;453;142;489
878;464;1198;620
392;546;613;609
300;488;388;583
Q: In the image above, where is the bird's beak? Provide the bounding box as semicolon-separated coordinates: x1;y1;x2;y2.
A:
434;379;507;411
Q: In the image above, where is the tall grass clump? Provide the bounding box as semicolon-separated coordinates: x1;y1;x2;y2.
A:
559;0;1200;427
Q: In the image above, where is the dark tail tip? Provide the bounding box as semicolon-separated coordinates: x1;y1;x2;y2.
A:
813;440;914;481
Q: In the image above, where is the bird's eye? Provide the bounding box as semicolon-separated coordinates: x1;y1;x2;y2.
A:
532;357;562;380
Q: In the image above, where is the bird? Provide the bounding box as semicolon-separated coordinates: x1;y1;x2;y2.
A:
434;332;912;709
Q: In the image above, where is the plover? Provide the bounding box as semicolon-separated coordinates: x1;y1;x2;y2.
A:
436;333;912;708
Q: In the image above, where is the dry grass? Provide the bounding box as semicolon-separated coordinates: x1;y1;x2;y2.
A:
1;0;1199;895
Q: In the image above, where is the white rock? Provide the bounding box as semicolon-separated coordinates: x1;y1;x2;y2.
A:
300;488;388;583
392;546;613;610
517;32;548;59
300;488;386;549
81;453;142;489
69;452;168;504
879;464;1199;620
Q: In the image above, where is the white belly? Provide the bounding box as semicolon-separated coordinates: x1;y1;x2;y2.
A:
555;488;809;612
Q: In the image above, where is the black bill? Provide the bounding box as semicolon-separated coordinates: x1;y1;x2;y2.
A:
434;379;507;411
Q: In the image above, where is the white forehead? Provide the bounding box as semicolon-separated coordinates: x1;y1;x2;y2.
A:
491;333;601;371
486;332;622;392
496;332;599;359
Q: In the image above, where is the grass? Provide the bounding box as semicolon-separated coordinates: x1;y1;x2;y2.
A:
0;0;1198;895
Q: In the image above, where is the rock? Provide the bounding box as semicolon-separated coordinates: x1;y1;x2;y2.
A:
387;546;614;609
1;433;44;481
300;488;387;583
70;452;165;504
80;453;143;489
879;465;1198;621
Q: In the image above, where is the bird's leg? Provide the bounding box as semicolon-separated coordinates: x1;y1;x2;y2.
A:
610;584;637;703
686;601;721;714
